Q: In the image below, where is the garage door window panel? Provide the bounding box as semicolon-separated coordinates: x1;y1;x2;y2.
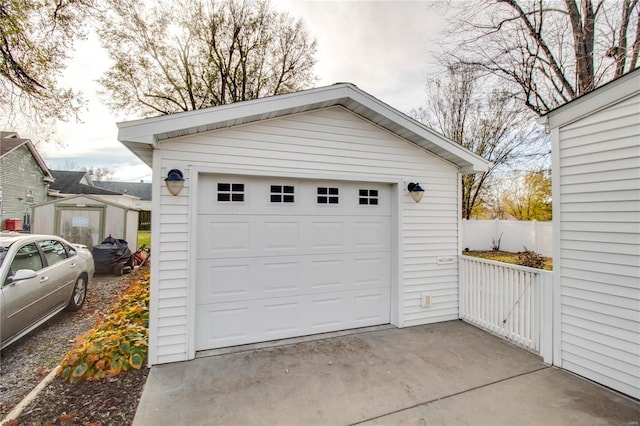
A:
359;189;379;205
217;183;244;202
271;185;295;203
317;187;339;204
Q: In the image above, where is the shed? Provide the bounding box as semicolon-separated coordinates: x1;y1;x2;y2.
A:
32;194;139;249
118;83;489;365
540;68;640;399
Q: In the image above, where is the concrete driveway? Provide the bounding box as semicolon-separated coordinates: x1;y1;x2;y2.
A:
133;321;640;425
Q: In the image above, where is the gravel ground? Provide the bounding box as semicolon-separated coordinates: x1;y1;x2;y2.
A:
0;268;147;422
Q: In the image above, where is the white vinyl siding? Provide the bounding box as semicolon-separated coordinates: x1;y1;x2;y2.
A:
150;106;461;364
557;93;640;399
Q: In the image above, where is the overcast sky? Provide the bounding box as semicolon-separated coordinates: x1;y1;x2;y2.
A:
41;1;446;182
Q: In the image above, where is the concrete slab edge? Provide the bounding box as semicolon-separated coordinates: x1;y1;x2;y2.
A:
196;324;395;358
1;365;60;425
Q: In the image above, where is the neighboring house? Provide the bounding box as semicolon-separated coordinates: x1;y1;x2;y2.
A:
49;170;148;209
93;180;152;211
540;68;640;399
118;83;490;365
0;132;54;231
49;170;127;199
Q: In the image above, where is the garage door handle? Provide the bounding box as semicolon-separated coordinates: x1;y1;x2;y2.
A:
40;276;49;283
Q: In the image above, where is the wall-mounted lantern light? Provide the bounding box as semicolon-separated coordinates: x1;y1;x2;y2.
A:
407;182;425;203
165;169;185;196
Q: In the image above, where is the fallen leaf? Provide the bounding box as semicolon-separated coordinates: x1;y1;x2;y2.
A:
60;412;76;422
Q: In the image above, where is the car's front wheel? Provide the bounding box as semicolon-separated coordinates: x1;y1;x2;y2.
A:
65;275;87;312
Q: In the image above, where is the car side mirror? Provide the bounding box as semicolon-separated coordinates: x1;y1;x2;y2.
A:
7;269;38;284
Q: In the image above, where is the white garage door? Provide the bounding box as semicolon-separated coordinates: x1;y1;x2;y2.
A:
195;175;392;350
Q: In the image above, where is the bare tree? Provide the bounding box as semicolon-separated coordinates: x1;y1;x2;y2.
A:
82;166;113;182
438;0;640;114
413;66;546;219
97;0;317;116
0;0;93;122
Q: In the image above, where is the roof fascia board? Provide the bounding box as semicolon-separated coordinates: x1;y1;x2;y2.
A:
116;85;352;144
345;87;489;172
24;141;53;179
540;68;640;129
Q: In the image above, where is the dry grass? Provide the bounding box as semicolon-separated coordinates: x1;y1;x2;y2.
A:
463;250;553;270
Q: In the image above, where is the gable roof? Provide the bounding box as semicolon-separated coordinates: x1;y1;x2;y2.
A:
1;132;54;181
117;83;490;174
539;67;640;129
49;170;123;196
93;181;152;200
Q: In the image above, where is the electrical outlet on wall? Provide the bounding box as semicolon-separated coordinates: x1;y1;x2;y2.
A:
421;293;431;308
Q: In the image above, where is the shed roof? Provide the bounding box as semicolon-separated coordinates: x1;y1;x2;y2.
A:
117;83;490;174
32;193;139;211
539;67;640;129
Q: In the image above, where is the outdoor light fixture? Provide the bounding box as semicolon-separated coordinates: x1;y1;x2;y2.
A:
407;182;425;203
165;169;185;196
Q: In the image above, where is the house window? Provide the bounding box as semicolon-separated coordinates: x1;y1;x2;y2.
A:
317;187;339;204
217;183;245;202
359;189;379;205
25;189;34;204
270;185;295;203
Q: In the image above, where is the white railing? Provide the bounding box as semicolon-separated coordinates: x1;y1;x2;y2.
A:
459;255;553;364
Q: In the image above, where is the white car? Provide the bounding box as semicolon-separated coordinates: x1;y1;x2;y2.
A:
0;233;95;350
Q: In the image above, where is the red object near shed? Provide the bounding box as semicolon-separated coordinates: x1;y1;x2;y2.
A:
4;218;23;231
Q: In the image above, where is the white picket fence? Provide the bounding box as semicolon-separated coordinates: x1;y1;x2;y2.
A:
459;255;553;364
461;219;552;256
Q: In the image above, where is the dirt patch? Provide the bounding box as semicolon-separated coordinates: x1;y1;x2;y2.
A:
12;367;148;426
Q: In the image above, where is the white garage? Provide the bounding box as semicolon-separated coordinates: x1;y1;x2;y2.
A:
118;83;489;365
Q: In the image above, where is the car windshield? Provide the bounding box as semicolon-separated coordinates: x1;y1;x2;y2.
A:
0;246;8;266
